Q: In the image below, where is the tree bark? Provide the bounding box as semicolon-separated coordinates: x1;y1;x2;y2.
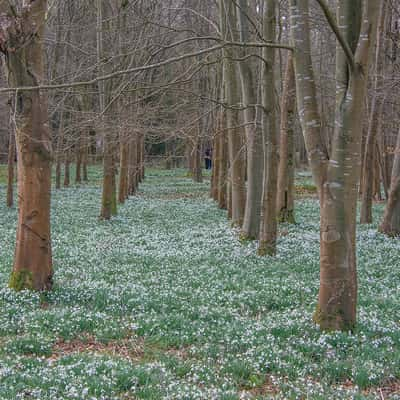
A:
64;149;70;188
55;111;64;189
82;131;89;182
360;2;386;223
98;0;117;219
7;128;15;208
1;0;53;291
258;0;279;256
75;137;82;184
290;0;379;330
277;53;296;224
140;134;145;181
128;135;138;196
219;0;246;226
379;129;400;236
238;0;264;239
192;136;203;183
118;133;129;203
211;126;220;201
218;111;228;209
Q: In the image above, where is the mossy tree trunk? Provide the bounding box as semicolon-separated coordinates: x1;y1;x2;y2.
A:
98;0;117;219
290;0;379;330
1;0;53;291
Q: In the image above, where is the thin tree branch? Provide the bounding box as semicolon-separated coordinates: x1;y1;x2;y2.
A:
0;41;293;93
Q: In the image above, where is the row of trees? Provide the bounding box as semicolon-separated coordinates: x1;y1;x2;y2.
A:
0;0;400;332
208;0;397;331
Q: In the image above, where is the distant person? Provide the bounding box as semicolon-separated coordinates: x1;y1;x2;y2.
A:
205;148;212;170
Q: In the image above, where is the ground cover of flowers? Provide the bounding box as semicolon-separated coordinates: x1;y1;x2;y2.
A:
0;168;399;399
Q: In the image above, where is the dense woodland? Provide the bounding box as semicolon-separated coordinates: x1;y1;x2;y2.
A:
0;0;400;398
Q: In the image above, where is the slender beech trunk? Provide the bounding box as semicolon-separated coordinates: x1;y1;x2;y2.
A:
290;0;378;330
55;156;62;189
98;0;117;219
140;134;145;181
52;6;68;191
258;0;278;256
128;135;138;196
192;136;203;183
379;129;400;236
277;54;296;223
211;129;221;201
7;128;15;208
64;149;70;187
238;0;264;239
82;131;89;181
360;2;386;223
220;0;246;226
227;180;233;220
218;112;228;209
1;0;53;291
55;111;64;189
381;139;393;200
136;133;143;188
118;132;129;203
75;137;82;184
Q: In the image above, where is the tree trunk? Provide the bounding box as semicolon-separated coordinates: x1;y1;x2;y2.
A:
258;0;279;256
64;150;70;188
136;134;142;186
55;111;64;190
140;134;145;181
290;0;378;330
379;129;400;236
101;140;117;218
219;0;246;226
82;133;89;181
98;0;117;219
75;138;82;184
218;112;228;209
277;54;296;224
7;128;15;208
238;0;264;240
128;135;138;196
360;2;386;223
192;137;203;183
118;134;129;203
211;127;220;201
1;0;53;291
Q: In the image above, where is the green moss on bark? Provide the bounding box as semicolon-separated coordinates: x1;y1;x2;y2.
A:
111;194;117;216
313;304;355;332
239;232;256;243
257;241;276;257
278;209;296;224
9;269;34;291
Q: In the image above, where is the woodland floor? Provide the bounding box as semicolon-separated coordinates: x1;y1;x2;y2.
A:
0;167;399;399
